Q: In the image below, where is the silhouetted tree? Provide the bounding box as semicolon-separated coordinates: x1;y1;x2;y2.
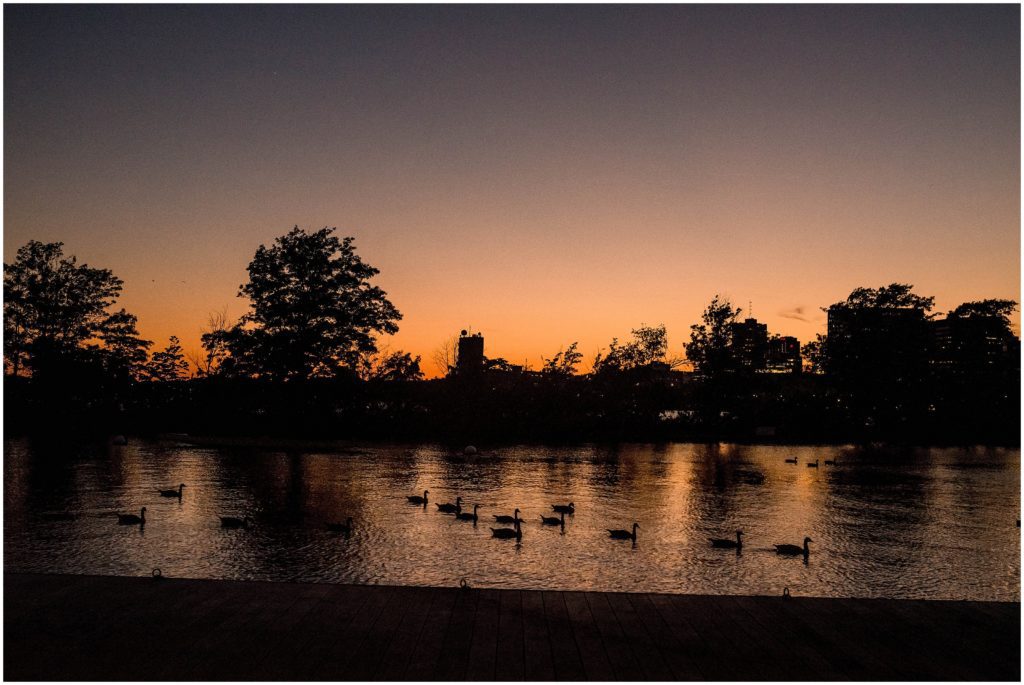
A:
214;227;402;381
801;333;827;374
484;356;516;372
839;283;935;311
359;349;424;382
196;309;237;377
947;299;1018;328
431;334;458;377
542;342;583;377
593;324;669;374
147;336;190;381
3;240;150;379
685;296;742;377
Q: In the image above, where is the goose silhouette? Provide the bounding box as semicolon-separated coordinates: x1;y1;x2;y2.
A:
608;523;639;541
807;459;820;468
407;490;429;505
436;496;462;514
785;456;798;464
494;508;520;524
540;511;565;526
775;537;812;557
552;502;575;514
455;504;480;522
491;519;522;540
824;458;837;466
117;507;146;525
709;530;743;549
158;483;185;498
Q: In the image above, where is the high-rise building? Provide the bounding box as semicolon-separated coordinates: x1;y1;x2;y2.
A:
825;305;929;379
929;316;1020;374
729;318;769;371
767;335;802;374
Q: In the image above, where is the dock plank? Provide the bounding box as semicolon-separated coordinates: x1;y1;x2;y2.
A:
493;589;525;681
521;589;556;680
403;586;458;680
562;591;616;681
541;590;586;680
584;591;643;680
465;589;502;681
433;586;481;680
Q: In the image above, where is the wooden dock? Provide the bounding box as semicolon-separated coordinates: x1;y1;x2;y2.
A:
3;572;1019;681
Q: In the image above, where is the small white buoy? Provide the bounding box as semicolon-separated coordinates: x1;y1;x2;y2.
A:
463;445;478;456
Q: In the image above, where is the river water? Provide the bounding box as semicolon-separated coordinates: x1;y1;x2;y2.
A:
3;438;1019;601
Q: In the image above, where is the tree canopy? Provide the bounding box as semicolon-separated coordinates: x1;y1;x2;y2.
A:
542;342;583;377
207;226;402;381
592;324;668;374
146;336;190;382
947;299;1017;329
3;240;150;379
832;283;935;312
685;295;742;376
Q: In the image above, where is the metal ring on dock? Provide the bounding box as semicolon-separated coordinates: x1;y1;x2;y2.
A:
152;568;163;579
783;587;791;598
459;578;469;590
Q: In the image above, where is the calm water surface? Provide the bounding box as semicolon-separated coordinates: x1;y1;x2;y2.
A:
4;439;1020;601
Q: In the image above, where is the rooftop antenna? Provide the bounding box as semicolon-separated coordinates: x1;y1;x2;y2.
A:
749;300;753;319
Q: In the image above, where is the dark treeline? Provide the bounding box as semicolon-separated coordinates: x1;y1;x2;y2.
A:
4;228;1020;446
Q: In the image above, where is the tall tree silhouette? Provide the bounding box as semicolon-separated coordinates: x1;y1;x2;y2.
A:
214;226;401;381
3;240;150;379
592;324;668;374
147;336;190;381
685;295;742;377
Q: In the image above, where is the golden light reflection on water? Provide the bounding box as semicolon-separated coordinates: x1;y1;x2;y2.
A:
3;439;1019;600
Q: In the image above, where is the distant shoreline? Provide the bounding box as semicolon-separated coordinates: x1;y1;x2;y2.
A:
138;432;1022;451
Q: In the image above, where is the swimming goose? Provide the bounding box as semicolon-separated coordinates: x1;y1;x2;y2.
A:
709;530;743;549
494;508;520;524
158;483;186;498
455;504;480;522
436;496;462;514
407;490;429;505
491;520;522;540
326;517;353;534
608;523;639;541
117;507;146;525
824;458;837;466
540;511;565;526
807;459;819;468
785;456;798;464
775;537;812;557
552;502;575;514
220;516;249;529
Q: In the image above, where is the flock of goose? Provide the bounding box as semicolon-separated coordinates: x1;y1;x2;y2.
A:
107;452;823;558
404;491;638;543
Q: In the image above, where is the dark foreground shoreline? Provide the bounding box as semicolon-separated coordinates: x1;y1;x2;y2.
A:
4;572;1019;681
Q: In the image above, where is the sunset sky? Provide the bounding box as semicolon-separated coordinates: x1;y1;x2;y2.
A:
4;4;1020;376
